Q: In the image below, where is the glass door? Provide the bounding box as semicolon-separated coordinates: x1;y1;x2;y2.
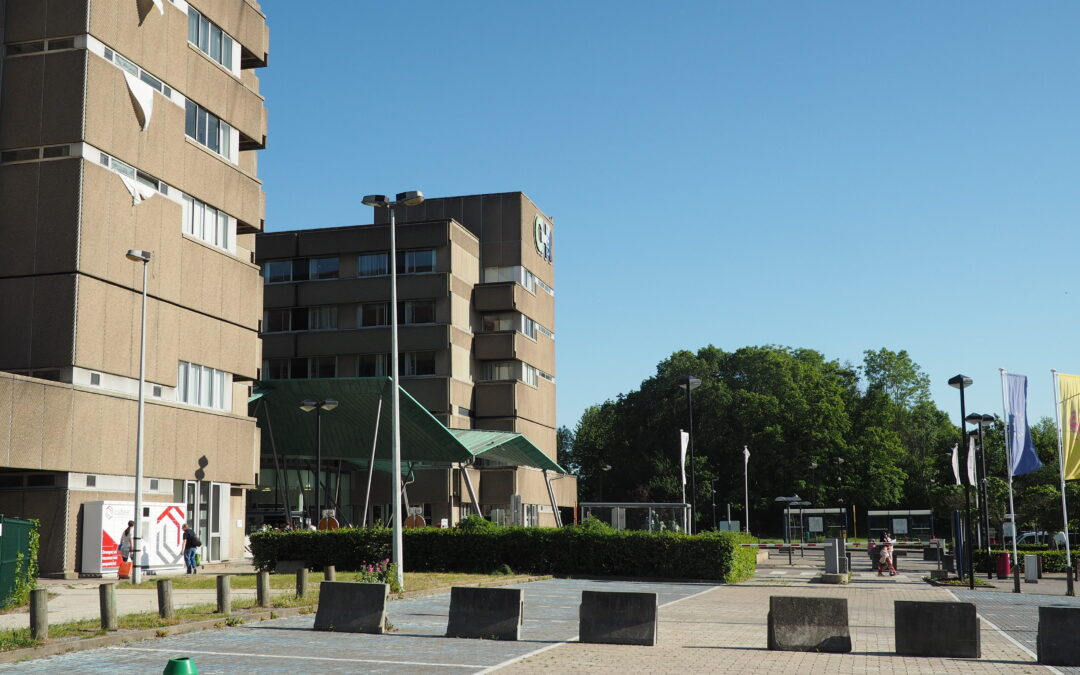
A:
184;480;228;563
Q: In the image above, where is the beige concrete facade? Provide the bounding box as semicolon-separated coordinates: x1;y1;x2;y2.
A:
255;193;575;529
0;0;267;575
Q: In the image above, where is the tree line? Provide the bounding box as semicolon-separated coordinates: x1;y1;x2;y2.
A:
559;345;1075;538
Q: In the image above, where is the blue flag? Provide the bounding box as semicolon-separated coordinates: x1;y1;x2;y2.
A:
1005;373;1042;476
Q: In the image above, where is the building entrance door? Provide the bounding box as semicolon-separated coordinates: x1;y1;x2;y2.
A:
184;481;229;562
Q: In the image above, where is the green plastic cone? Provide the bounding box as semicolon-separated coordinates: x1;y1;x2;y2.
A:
163;656;198;675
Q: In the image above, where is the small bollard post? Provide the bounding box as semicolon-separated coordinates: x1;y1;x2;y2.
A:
296;568;308;598
157;579;174;620
257;571;270;607
99;583;117;631
29;589;47;640
217;575;231;615
325;565;336;582
1069;567;1076;597
1013;556;1022;594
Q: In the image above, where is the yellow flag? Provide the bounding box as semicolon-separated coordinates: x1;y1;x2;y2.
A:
1059;373;1080;479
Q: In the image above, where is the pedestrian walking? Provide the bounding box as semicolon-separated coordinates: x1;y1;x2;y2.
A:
181;523;201;574
119;520;134;562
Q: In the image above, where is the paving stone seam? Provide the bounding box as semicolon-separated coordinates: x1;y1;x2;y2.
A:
945;589;1062;675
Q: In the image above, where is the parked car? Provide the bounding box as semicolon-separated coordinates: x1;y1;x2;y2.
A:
1015;531;1051;546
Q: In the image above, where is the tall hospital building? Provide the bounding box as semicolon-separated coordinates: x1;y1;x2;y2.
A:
0;0;268;576
255;193;576;527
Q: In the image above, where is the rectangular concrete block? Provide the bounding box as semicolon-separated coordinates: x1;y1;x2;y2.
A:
767;596;851;652
894;600;980;658
446;586;523;640
579;590;657;646
313;581;388;634
1038;606;1080;665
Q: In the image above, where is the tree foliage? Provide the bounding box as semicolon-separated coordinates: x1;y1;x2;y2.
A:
564;345;960;534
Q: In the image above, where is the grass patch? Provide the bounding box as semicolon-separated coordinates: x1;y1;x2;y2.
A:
924;575;994;587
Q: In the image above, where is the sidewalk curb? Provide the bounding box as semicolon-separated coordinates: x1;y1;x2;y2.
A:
0;574;551;664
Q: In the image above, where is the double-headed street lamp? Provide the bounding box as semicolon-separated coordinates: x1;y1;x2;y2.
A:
300;398;338;528
948;374;976;590
125;250;151;584
678;376;701;533
362;190;425;590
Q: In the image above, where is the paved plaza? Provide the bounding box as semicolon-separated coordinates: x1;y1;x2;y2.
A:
0;552;1069;675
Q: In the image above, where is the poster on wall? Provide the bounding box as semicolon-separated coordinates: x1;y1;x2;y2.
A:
808;517;824;532
892;518;909;535
80;501;187;576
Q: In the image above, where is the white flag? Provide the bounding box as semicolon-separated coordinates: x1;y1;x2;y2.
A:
679;430;689;488
967;434;977;486
743;446;750;465
950;443;960;485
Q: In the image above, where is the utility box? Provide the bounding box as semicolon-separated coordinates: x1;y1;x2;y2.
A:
80;501;187;577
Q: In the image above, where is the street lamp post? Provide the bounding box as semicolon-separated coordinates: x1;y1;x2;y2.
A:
125;250;151;585
949;374;976;590
300;398;338;528
678;376;701;533
966;412;995;575
362;190;424;590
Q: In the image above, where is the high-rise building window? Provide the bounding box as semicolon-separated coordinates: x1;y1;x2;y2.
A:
403;300;435;324
358;253;389;277
185;99;234;161
262;258;339;283
401;249;435;273
182;195;230;251
188;7;235;71
310;257;339;280
359;302;388;327
403;351;436;376
309;306;338;330
177;361;228;411
309;357;336;378
263;358;308;380
264;309;291;333
480;361;515;382
358;353;388;377
482;313;516;332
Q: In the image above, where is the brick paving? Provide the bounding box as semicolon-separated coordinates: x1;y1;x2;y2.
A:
0;572;1058;674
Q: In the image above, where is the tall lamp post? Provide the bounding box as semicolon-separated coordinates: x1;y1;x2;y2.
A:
125;250;151;584
949;374;976;590
362;190;425;590
300;398;338;528
678;376;701;533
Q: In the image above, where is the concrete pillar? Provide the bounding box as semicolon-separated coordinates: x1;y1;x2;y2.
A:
29;589;48;640
217;575;231;615
325;565;336;581
257;571;270;607
99;583;117;631
296;568;309;598
157;579;174;619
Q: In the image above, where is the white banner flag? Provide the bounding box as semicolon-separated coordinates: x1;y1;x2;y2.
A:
951;443;960;485
679;430;689;488
743;445;750;465
967;434;977;486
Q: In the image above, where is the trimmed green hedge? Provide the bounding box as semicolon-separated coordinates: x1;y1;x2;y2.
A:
250;526;758;583
973;550;1074;573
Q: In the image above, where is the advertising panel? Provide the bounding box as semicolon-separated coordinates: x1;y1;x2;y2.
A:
80;501;187;576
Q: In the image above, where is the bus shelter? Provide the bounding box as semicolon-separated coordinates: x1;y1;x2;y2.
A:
785;507;848;543
866;509;934;540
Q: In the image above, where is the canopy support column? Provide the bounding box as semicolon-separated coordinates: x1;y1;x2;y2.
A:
544;470;563;527
361;397;383;528
461;464;482;517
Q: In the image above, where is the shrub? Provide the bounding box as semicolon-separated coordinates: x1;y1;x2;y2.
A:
455;515;495;532
250;525;758;583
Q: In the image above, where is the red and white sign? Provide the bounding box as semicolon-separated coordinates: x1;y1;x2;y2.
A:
81;501;186;576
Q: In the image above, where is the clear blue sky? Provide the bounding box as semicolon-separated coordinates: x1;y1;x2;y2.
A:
259;1;1080;433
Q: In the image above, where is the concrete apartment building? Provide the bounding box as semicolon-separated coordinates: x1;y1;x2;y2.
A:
255;192;576;528
0;0;268;576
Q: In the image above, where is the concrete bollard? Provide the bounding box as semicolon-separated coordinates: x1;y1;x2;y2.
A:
767;596;851;652
296;568;309;598
894;600;980;658
29;589;47;640
257;571;270;608
99;583;117;631
1026;555;1039;584
217;575;231;615
314;582;388;633
446;587;523;640
325;565;336;582
1038;606;1080;665
580;590;657;646
157;579;174;620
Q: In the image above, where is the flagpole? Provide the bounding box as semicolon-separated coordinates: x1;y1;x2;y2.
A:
1052;370;1075;595
1000;368;1021;594
743;446;750;534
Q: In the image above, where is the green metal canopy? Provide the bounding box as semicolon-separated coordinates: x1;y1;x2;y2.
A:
251;377;565;473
